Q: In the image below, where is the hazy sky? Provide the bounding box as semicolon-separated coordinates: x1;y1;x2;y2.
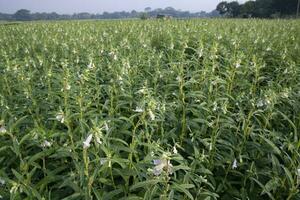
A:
0;0;246;14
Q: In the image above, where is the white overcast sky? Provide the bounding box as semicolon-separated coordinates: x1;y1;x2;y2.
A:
0;0;247;14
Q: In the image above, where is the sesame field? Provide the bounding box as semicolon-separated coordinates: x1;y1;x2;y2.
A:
0;19;300;199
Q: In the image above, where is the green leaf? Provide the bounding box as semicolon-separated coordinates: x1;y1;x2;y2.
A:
250;177;275;200
28;149;54;165
171;182;194;200
281;166;294;187
103;188;123;199
61;193;82;200
258;134;281;155
130;179;161;191
11;169;23;182
173;165;191;172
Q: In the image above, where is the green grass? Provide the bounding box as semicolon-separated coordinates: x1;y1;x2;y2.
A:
0;19;300;199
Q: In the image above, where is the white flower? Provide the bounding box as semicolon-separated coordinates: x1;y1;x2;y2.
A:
100;158;107;165
212;101;218;112
282;92;289;98
153;159;165;176
134;107;144;113
10;183;19;194
88;62;95;69
113;54;117;61
83;134;93;149
256;98;271;108
109;51;118;60
0;126;7;133
41;140;52;148
124;61;131;69
153;158;173;176
235;59;242;68
150;151;155;157
266;47;271;51
148;110;155;121
297;168;300;184
0;177;5;185
104;122;109;132
56;113;64;123
65;84;71;90
117;75;123;81
100;158;111;167
232;159;238;169
137;87;147;94
172;146;178;154
170;43;174;49
61;84;71;92
95;134;102;145
256;99;265;108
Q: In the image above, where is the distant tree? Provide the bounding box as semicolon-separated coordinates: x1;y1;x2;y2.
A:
50;12;60;20
130;10;138;18
208;10;221;17
228;1;240;17
240;1;256;17
14;9;31;21
165;7;176;11
217;0;300;18
0;13;13;20
144;7;152;12
216;2;229;15
272;0;298;16
163;7;178;16
253;0;275;17
74;12;92;19
216;1;240;17
140;12;148;20
102;11;109;19
297;0;300;17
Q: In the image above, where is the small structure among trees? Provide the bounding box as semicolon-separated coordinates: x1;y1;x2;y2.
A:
156;14;172;20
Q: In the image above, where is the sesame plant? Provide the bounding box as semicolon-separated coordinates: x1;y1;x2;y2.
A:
0;19;300;200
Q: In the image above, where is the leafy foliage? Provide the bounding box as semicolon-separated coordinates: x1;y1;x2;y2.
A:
0;19;300;199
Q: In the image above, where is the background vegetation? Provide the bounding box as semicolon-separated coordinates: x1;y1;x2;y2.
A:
217;0;300;18
1;0;299;21
0;7;219;21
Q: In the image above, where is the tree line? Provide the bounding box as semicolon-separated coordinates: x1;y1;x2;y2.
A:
216;0;300;18
0;7;220;21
